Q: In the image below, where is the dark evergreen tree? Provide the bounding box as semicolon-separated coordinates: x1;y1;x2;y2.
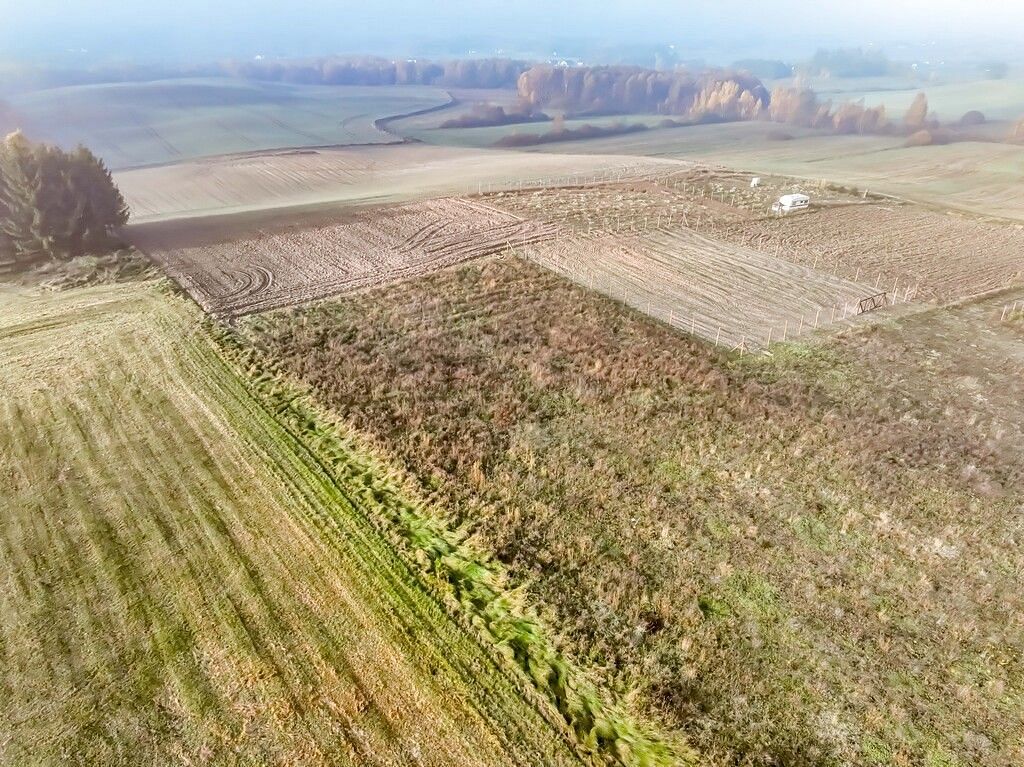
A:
0;131;45;263
0;131;129;267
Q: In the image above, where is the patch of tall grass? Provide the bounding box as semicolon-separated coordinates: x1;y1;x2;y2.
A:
214;327;694;767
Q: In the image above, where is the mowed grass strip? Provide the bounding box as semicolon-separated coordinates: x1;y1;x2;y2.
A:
0;283;583;766
239;256;1024;767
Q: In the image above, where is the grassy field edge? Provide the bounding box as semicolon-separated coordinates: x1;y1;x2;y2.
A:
211;319;696;767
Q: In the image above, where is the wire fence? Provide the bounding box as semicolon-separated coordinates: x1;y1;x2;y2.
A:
1000;300;1023;322
518;235;920;355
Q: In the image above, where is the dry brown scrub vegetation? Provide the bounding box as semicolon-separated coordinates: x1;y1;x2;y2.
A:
439;103;550;129
495;122;651;148
239;257;1022;767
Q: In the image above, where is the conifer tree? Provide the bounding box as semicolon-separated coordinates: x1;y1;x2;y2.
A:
0;131;129;266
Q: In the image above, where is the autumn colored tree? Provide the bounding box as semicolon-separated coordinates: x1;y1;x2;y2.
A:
904;93;929;131
1009;118;1024;143
516;65;769;121
767;87;825;126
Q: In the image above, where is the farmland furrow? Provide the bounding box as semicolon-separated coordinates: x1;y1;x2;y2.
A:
143;198;559;317
522;228;877;348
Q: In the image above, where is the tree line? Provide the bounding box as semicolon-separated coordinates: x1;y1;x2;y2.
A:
516;66;769;121
221;56;529;89
514;66;892;134
510;67;1024;144
0;132;128;270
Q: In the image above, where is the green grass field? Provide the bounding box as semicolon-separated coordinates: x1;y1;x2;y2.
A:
0;281;592;766
3;78;450;168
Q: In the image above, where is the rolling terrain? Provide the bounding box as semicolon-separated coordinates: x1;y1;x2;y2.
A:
3;78;451;168
525;121;1024;222
115;143;670;222
5;68;1024;767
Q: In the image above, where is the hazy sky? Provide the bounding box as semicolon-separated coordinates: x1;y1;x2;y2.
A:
2;1;1023;63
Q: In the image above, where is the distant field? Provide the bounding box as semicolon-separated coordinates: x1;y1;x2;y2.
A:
115;143;674;222
768;75;1024;122
0;282;582;766
536;121;1024;222
4;78;451;168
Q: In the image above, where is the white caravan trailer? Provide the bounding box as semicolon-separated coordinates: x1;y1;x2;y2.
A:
777;193;810;212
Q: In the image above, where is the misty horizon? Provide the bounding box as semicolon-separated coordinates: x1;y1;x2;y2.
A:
3;1;1024;69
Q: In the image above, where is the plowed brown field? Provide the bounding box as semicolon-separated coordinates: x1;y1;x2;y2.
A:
135;198;556;317
718;205;1024;302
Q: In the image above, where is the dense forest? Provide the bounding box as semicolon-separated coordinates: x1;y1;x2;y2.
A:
0;132;128;270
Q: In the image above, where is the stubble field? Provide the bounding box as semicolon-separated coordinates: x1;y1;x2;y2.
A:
717;204;1024;302
534;121;1024;222
0;281;585;766
114;143;673;222
519;229;874;349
